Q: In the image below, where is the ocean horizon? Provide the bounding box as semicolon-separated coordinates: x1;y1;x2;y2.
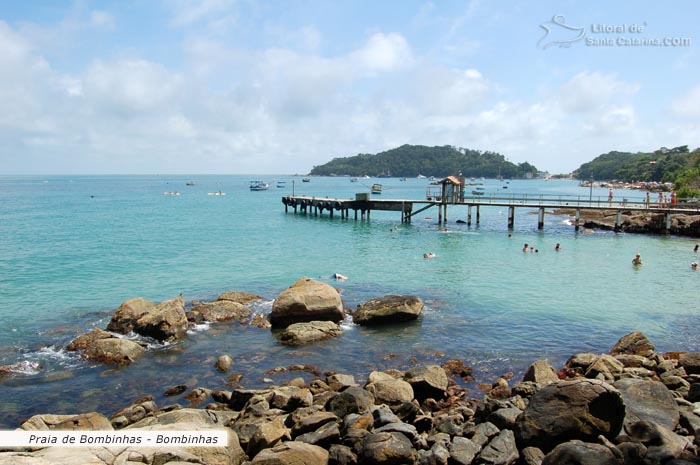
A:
1;174;698;428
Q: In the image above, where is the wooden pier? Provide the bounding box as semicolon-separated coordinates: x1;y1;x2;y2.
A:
282;193;700;232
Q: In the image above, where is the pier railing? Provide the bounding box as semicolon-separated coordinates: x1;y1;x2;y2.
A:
459;193;700;213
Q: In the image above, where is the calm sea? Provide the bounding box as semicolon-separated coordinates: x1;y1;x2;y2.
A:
0;175;698;427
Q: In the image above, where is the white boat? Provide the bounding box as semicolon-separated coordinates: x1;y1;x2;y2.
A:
276;181;286;188
350;177;359;182
249;181;269;191
208;190;226;196
417;174;426;179
163;191;180;196
371;183;382;194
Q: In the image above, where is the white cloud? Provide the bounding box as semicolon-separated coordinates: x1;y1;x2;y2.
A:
672;85;700;120
413;67;491;114
170;0;236;28
90;11;115;30
82;59;183;114
558;71;639;114
350;33;413;73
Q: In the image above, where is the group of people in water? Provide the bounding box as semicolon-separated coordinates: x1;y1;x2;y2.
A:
521;242;561;253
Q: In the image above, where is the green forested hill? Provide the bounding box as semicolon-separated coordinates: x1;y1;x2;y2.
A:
573;145;700;182
309;144;539;178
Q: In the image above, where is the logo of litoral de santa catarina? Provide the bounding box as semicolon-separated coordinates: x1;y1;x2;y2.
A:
537;15;586;49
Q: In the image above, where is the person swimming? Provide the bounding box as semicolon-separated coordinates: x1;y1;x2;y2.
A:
555;243;561;252
423;252;435;259
692;262;698;270
632;253;642;266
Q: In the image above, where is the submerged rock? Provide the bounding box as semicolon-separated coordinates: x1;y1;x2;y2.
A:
353;295;423;326
217;290;263;304
278;321;343;346
83;338;145;366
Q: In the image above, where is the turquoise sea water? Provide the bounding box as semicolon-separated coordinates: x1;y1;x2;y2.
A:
1;175;698;428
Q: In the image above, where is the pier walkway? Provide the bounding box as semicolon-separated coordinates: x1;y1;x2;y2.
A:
282;193;700;232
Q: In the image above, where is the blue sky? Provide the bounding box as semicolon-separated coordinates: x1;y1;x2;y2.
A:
1;0;699;174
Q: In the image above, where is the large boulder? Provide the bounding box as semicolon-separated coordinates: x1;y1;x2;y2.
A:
353;295;423;325
278;321;343;346
106;297;155;333
270;278;344;328
610;331;655;357
189;300;251;323
83;338;145;366
613;378;680;431
514;379;625;452
327;386;375;418
404;365;448;401
133;296;188;341
107;296;188;341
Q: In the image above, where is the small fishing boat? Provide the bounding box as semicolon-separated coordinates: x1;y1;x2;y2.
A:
276;181;286;188
185;181;195;186
371;183;382;194
249;181;269;191
163;191;180;196
208;190;226;196
350;177;359;182
471;190;485;196
302;177;311;182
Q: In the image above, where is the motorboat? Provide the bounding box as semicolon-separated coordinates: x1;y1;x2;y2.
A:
276;181;286;188
185;181;195;186
302;177;311;182
371;183;382;194
163;191;180;196
471;190;485;196
350;177;359;182
249;181;270;191
208;190;226;196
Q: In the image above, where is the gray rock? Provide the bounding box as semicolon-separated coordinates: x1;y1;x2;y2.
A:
486;407;523;431
270;386;314;411
523;360;559;387
270;278;344;327
327;373;358;391
372;405;401;426
296;421;341;448
613;378;680;431
65;328;113;352
359;432;417;465
329;444;357;465
353;295;423;325
614;354;655;369
514;379;625;452
626;420;692;465
610;331;655;357
375;422;426;449
250;440;329;464
246;416;292;457
404;365;449;401
450;436;481;465
520;447;545;465
288;409;338;437
541;441;622;465
279;320;343;345
466;421;500;448
327;386;375;419
478;429;519;465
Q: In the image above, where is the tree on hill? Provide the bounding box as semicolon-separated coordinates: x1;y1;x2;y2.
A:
309;144;539;178
572;145;700;184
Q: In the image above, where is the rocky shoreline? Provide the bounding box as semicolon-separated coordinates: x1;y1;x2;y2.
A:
552;208;700;237
2;280;700;464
